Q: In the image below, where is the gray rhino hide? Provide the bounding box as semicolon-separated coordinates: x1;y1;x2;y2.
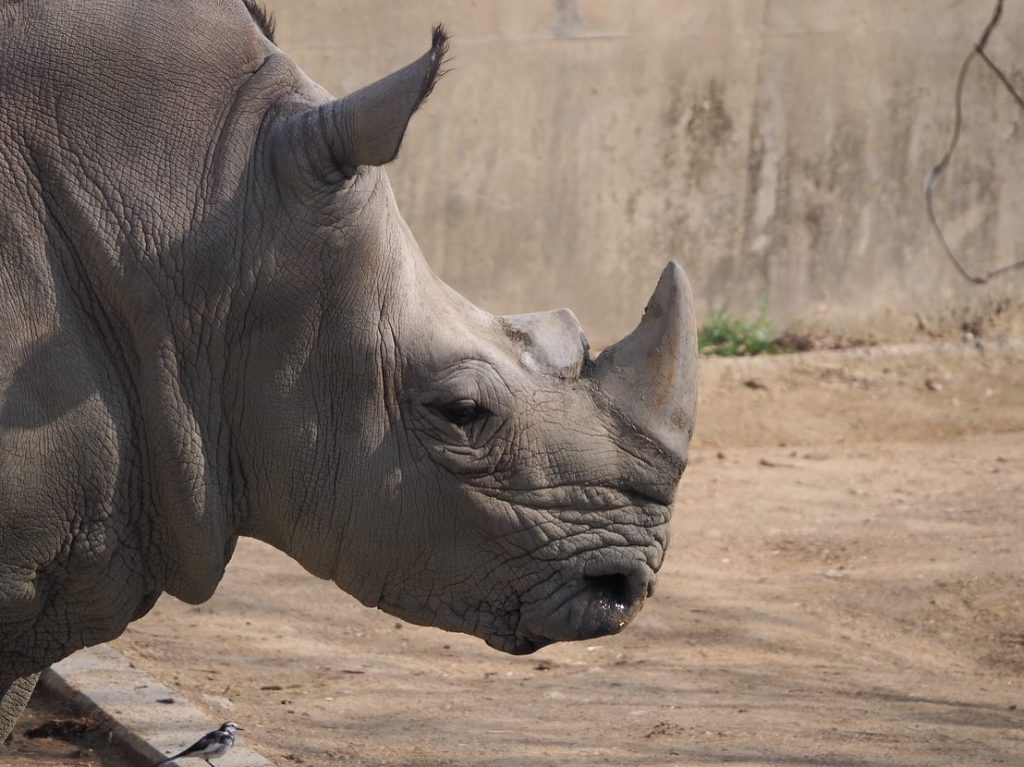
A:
0;0;697;737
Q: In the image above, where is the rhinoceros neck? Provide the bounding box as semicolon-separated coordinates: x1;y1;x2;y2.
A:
0;152;252;685
51;181;248;598
0;112;272;613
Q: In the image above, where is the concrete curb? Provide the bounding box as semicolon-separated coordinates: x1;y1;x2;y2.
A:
39;645;275;766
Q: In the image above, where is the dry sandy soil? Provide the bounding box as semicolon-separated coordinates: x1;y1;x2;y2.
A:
36;340;1024;765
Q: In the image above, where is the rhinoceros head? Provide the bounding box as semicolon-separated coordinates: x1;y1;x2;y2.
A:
233;27;699;653
3;0;696;656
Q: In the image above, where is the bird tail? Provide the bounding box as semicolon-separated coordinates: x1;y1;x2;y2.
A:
155;753;184;766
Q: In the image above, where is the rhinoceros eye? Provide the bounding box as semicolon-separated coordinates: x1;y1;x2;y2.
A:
436;399;491;427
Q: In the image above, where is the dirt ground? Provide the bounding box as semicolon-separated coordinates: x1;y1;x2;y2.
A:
99;340;1024;766
2;689;132;766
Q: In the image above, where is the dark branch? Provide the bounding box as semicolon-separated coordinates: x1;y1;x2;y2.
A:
925;0;1024;285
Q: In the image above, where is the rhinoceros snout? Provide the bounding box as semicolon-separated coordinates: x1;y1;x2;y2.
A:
511;560;654;652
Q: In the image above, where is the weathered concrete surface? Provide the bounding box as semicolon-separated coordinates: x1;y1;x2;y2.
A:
265;0;1024;345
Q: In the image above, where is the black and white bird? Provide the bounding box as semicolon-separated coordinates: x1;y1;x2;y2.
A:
156;721;242;766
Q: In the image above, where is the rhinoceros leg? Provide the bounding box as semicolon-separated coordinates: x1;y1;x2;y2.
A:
0;673;39;742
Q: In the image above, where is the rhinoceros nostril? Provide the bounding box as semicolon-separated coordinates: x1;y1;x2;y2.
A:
583;572;633;610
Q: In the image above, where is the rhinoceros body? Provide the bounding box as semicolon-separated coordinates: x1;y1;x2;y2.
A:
0;0;697;737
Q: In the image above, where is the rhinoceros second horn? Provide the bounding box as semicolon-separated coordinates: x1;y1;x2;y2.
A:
593;261;699;463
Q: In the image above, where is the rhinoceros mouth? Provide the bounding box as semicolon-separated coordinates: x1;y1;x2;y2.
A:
482;559;654;655
484;632;553;655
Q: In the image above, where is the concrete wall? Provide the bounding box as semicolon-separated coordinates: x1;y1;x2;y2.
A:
266;0;1024;346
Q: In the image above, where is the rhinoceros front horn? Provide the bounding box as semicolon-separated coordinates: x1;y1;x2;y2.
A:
591;261;699;463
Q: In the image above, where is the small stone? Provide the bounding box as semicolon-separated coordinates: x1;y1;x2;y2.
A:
924;378;943;392
200;694;233;712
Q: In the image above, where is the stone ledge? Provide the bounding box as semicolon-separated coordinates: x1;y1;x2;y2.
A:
39;645;275;766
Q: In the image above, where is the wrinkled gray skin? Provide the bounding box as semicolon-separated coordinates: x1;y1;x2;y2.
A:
0;0;698;738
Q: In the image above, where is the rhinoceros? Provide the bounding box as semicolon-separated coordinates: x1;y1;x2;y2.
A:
0;0;698;737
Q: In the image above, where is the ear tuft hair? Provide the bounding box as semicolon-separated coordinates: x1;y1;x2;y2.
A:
419;24;451;108
243;0;277;43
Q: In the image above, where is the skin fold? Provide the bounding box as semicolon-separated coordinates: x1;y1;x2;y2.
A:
0;0;698;738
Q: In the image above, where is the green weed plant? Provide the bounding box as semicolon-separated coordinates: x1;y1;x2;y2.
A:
698;309;778;357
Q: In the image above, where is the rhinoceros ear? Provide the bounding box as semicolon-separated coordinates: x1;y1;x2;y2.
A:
287;25;449;177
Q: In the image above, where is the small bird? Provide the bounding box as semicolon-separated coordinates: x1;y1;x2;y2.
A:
156;722;242;766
